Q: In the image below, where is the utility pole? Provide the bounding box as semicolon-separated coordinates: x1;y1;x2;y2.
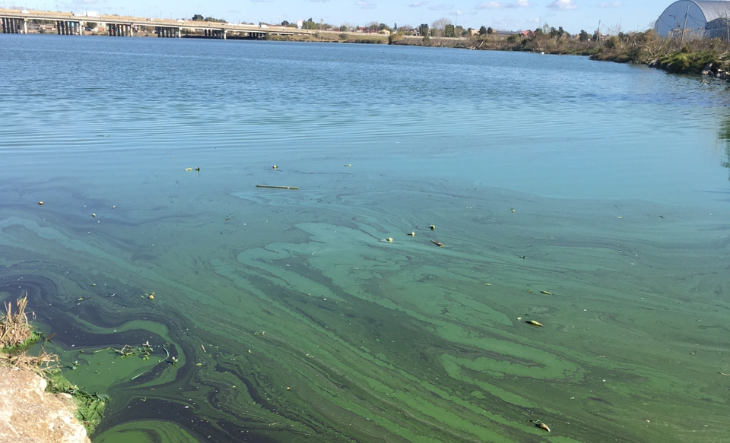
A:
681;4;689;43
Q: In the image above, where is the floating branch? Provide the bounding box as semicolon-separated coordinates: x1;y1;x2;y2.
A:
256;185;299;190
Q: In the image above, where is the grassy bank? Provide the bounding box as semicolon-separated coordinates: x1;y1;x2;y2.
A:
266;31;387;44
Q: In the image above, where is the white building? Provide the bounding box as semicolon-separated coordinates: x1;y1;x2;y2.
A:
655;1;730;39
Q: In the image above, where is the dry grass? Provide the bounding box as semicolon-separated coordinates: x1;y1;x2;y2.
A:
0;295;32;349
0;295;57;376
0;348;59;376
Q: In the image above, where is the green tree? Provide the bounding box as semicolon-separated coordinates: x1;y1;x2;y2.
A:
487;27;494;35
340;25;347;32
479;25;487;36
192;14;203;21
579;30;589;41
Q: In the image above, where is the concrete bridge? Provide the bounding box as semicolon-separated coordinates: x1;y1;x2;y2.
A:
0;8;306;39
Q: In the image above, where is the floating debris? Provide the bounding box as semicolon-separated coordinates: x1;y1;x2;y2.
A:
529;419;550;432
525;320;543;327
148;292;155;300
344;164;352;167
430;225;435;231
112;205;116;209
387;237;393;243
408;232;415;237
511;208;516;213
431;240;445;247
272;165;278;170
185;168;193;172
38;201;44;206
195;167;200;172
540;291;552;295
92;213;96;218
256;185;299;190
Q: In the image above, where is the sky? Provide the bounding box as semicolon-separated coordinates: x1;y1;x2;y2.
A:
12;0;681;33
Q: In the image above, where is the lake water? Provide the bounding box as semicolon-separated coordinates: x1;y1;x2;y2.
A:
2;34;730;443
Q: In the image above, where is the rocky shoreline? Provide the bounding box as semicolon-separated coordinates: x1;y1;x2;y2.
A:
0;367;91;443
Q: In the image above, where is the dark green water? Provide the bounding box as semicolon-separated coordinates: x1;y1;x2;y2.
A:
2;35;730;442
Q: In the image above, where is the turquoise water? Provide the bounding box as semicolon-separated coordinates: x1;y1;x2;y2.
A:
2;34;730;442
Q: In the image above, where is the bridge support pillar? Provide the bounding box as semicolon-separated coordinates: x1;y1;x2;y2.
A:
23;18;28;34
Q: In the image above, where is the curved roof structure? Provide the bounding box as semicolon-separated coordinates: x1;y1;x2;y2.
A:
655;1;730;38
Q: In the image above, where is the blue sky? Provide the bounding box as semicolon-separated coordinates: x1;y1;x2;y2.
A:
39;0;674;33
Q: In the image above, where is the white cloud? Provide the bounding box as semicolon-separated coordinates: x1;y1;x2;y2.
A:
600;1;621;8
547;0;577;10
356;1;376;9
506;0;529;7
409;1;428;6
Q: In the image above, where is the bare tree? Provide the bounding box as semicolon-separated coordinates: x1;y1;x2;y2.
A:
431;17;452;37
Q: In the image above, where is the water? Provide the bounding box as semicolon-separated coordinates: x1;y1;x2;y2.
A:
2;34;730;443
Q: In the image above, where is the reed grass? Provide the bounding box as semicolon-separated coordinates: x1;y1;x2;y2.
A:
0;296;33;349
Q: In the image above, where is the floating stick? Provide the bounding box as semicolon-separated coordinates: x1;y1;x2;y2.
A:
256;185;299;190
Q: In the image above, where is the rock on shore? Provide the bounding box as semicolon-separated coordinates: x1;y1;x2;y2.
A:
0;366;90;443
